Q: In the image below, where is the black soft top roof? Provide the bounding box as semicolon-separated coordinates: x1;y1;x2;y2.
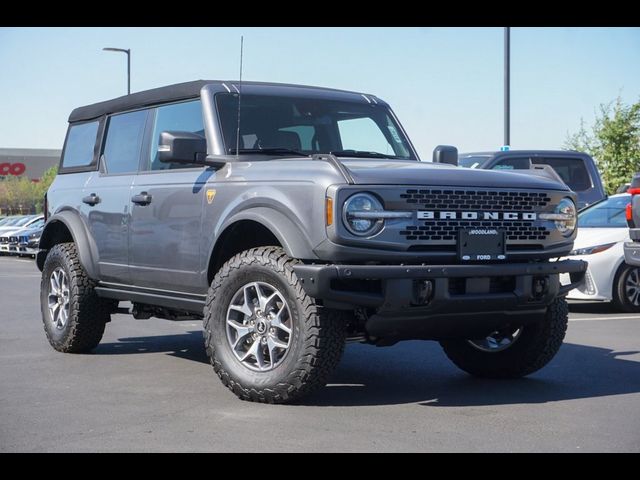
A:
68;80;380;123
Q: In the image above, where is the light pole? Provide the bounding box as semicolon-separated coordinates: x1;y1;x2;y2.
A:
504;27;510;148
103;47;131;95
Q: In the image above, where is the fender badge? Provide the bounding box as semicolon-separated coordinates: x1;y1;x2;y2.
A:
206;189;216;204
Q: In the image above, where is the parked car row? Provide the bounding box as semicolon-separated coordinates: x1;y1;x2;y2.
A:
0;214;44;258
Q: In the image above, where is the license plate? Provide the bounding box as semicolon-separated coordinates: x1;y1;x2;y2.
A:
458;228;506;261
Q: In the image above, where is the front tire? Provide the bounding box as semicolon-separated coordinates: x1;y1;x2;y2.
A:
440;298;569;378
40;242;110;353
203;247;346;404
612;264;640;313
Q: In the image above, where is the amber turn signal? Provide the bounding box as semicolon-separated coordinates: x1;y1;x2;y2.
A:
326;197;334;226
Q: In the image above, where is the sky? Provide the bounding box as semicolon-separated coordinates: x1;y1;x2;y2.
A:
0;27;639;159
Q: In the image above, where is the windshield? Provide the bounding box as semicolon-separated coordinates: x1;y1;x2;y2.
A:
216;93;415;159
459;155;491;168
578;194;630;228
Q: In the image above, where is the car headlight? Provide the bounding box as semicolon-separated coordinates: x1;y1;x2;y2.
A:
29;233;39;239
342;193;385;236
540;197;577;237
569;242;616;256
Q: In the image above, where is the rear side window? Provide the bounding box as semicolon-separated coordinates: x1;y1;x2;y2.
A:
147;100;204;171
61;121;99;168
102;110;148;174
533;158;592;192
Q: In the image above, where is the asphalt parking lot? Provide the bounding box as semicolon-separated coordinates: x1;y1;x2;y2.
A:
1;256;639;452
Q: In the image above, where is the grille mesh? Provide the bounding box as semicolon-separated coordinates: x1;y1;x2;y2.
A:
399;188;552;243
400;189;550;211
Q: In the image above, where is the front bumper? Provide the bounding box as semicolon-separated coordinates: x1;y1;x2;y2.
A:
293;260;587;340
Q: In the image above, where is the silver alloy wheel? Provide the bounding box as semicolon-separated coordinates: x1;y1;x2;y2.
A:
467;328;522;353
624;267;640;306
226;281;293;371
48;267;70;330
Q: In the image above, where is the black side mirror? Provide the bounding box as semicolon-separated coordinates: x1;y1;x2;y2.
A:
158;131;208;165
432;145;458;166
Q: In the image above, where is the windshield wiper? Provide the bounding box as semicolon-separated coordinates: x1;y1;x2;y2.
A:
330;149;399;159
228;147;310;157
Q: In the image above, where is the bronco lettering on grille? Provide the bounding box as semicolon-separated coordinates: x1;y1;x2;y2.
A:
417;211;537;221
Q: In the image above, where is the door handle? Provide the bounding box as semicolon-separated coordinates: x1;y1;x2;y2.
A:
131;192;152;206
82;193;100;206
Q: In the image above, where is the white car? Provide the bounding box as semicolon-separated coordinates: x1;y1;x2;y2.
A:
561;193;640;311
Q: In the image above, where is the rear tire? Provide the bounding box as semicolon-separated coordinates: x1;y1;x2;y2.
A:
440;298;569;378
40;242;110;353
203;247;346;404
612;264;640;313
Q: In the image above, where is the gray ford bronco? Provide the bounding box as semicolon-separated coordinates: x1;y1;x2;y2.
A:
38;80;587;403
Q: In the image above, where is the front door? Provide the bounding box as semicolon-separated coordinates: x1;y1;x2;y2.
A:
128;100;208;292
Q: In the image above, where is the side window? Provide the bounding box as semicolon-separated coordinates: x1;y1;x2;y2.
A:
61;121;99;169
533;158;592;192
102;110;148;175
148;100;205;171
492;157;531;170
337;117;394;155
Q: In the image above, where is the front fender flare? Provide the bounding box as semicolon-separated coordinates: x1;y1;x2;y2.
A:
213;207;316;260
37;211;100;280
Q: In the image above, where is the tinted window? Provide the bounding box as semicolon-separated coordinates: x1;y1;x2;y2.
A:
148;100;205;171
62;121;99;168
578;195;630;228
533;158;591;192
102;110;148;174
492;157;531;170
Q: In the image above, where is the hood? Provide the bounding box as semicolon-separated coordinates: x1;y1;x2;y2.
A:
340;159;569;191
573;227;629;249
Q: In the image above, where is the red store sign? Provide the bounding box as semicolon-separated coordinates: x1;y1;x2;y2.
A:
0;162;26;176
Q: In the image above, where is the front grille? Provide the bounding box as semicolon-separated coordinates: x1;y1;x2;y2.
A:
398;188;552;243
400;188;551;211
400;220;550;242
9;236;18;243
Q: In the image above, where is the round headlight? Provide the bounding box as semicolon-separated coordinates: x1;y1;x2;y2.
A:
556;197;577;236
342;193;384;237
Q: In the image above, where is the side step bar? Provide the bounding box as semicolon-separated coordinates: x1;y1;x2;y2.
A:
95;283;206;314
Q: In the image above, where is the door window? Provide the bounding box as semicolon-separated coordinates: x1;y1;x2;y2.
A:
148;100;205;171
102;110;148;175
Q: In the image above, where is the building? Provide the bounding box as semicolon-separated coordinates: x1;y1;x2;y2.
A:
0;148;61;181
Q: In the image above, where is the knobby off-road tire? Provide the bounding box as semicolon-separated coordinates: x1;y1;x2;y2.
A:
440;298;569;378
612;264;640;313
203;247;346;404
40;242;110;353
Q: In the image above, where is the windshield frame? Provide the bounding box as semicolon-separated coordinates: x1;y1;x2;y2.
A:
211;90;419;161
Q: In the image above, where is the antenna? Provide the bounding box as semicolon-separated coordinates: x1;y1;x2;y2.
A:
235;36;244;160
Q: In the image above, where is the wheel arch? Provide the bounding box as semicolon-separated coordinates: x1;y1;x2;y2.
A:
206;208;314;283
37;211;100;280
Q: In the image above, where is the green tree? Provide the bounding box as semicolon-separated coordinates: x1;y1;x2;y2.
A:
565;97;640;195
0;165;58;214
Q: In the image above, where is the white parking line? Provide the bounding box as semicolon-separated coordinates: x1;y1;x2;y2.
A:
570;315;640;321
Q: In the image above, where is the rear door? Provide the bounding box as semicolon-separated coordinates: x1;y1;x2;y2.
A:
82;109;149;284
128;99;208;292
